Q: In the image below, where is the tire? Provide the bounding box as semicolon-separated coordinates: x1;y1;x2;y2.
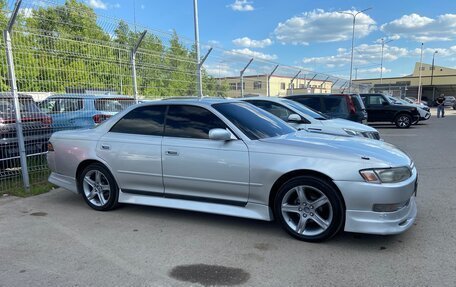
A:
78;163;119;211
394;113;412;128
274;175;345;242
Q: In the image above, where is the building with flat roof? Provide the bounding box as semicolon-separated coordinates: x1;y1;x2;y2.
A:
353;63;456;103
215;74;332;98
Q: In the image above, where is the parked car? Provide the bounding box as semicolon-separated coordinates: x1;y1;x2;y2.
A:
444;96;456;107
359;94;420;128
453;102;456;110
47;99;417;242
241;96;381;140
387;96;431;123
285;94;367;123
1;93;52;169
38;94;135;131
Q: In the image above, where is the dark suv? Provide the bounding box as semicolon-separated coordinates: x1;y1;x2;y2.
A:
285;94;367;123
1;94;53;169
359;94;420;128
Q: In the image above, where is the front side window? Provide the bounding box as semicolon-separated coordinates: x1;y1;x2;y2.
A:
95;98;135;112
110;105;166;136
291;97;322;111
213;102;295;140
164;105;227;139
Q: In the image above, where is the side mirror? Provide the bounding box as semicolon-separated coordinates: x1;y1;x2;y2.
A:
287;114;302;122
209;128;232;141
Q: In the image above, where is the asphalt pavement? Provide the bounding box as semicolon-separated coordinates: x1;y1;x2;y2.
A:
1;108;456;287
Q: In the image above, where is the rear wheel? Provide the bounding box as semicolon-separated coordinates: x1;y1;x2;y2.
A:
274;176;344;242
395;114;412;128
78;163;119;211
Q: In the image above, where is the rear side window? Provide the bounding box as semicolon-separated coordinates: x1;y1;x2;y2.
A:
164;105;227;139
291;97;322;111
110;105;166;136
1;98;42;117
323;97;347;113
39;98;83;113
350;95;365;110
95;99;135;112
367;95;388;105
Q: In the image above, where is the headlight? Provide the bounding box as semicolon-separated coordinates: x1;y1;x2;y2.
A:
343;128;363;137
360;167;412;184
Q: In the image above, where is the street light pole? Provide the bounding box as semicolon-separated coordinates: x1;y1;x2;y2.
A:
431;50;438;102
340;8;372;93
193;0;202;97
417;43;424;103
380;38;394;84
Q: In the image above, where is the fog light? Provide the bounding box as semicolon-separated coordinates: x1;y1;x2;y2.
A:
373;200;410;212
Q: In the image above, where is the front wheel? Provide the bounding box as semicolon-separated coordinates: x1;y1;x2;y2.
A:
78;163;119;211
274;176;345;242
395;114;412;128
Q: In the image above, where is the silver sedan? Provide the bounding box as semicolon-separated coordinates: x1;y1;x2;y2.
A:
47;99;417;242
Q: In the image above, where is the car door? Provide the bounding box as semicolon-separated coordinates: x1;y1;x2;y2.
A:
363;95;389;122
162;104;250;205
96;105;166;195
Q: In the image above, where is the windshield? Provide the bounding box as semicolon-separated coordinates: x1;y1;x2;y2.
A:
213;102;295;140
0;98;42;118
282;99;328;120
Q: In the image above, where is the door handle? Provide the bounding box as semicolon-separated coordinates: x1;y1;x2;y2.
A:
165;150;179;156
101;144;110;150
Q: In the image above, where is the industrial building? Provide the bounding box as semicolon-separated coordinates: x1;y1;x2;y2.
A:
353;63;456;103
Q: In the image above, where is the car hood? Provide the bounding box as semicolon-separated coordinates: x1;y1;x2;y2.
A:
320;118;377;132
259;131;412;167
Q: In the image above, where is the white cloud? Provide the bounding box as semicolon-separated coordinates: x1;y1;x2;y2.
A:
381;13;456;42
358;67;392;74
411;46;456;58
232;37;273;48
205;62;235;77
273;9;376;45
303;44;408;68
227;0;254;12
87;0;107;9
225;48;277;61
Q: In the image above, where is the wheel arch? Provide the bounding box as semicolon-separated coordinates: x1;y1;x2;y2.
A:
268;169;346;214
75;159;116;192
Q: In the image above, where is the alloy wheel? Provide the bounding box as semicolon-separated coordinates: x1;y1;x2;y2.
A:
397;115;410;128
281;185;333;236
83;169;111;207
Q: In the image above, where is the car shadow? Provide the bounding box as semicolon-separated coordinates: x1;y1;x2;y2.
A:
49;189;412;248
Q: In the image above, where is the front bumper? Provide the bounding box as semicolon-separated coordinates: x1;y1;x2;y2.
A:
334;168;417;235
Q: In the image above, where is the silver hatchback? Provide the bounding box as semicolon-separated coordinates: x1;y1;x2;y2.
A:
47;99;417;242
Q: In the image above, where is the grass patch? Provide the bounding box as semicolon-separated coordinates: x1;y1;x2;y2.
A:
5;182;56;197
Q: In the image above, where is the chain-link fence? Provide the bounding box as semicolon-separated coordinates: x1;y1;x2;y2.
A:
0;0;366;193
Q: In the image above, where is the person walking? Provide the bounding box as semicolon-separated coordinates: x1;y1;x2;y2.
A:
436;94;445;118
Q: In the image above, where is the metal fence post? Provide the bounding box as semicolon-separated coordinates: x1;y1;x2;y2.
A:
266;65;279;97
198;47;213;98
289;70;301;95
131;30;147;103
240;58;253;98
3;0;29;191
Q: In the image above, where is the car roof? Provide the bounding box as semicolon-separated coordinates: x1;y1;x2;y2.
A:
142;97;240;107
0;93;34;99
49;94;134;99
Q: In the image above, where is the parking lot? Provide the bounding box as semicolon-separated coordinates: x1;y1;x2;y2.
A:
1;108;455;287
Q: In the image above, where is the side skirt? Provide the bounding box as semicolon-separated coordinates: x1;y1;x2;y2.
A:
118;189;274;221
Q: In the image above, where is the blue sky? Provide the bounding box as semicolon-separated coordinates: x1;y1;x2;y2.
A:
87;0;456;79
